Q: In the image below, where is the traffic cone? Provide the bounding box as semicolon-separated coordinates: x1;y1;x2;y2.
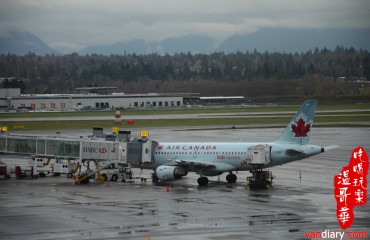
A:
166;184;170;192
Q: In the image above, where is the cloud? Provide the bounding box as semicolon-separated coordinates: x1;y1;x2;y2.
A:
0;0;369;51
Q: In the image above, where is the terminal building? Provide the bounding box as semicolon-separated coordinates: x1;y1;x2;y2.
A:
0;88;245;111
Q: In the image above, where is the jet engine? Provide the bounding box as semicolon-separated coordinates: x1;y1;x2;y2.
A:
155;166;187;181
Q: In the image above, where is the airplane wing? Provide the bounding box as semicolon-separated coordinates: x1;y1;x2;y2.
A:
168;159;236;173
174;159;212;167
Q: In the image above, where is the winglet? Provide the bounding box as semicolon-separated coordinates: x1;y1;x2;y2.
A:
275;100;318;145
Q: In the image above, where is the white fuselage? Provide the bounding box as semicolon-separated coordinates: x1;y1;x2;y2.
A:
153;142;323;174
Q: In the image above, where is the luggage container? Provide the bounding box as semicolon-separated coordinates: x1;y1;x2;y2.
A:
33;157;53;177
52;160;79;178
247;144;271;165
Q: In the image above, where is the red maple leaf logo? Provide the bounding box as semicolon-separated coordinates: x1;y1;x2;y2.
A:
291;118;311;137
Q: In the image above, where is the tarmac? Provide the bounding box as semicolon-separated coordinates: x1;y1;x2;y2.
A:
0;127;369;240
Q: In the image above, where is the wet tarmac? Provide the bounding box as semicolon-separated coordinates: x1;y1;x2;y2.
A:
0;127;369;240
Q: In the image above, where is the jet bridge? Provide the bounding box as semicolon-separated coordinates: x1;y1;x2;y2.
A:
0;129;158;183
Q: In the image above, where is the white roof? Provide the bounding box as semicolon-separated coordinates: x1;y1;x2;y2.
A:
199;96;245;100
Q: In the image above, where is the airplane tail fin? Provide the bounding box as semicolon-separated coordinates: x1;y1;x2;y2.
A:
274;100;318;145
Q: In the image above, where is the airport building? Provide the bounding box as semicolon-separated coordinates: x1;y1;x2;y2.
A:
0;88;192;111
0;87;245;111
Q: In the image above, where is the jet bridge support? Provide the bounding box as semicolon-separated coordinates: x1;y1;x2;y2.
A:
246;144;274;190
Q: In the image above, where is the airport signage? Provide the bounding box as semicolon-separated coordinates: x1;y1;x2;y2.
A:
81;142;119;161
140;131;149;137
82;147;107;153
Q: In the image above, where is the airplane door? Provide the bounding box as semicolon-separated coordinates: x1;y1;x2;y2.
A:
151;141;159;162
119;142;127;164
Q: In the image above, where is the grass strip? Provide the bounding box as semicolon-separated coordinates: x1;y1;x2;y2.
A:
1;103;369;118
1;115;369;131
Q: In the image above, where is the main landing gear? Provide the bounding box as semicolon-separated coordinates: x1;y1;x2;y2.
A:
197;172;237;186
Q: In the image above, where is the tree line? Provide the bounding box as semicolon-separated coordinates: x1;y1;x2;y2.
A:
0;46;369;97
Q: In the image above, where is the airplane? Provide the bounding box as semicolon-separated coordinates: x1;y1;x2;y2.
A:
151;100;337;187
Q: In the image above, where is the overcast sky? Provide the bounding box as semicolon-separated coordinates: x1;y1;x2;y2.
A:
1;0;369;51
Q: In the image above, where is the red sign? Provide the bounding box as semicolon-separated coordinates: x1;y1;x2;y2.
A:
127;120;135;125
334;146;368;230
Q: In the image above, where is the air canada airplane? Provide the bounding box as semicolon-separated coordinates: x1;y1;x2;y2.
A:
152;100;337;187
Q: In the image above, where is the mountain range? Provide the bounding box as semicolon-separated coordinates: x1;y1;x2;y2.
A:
0;29;57;55
1;28;369;56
